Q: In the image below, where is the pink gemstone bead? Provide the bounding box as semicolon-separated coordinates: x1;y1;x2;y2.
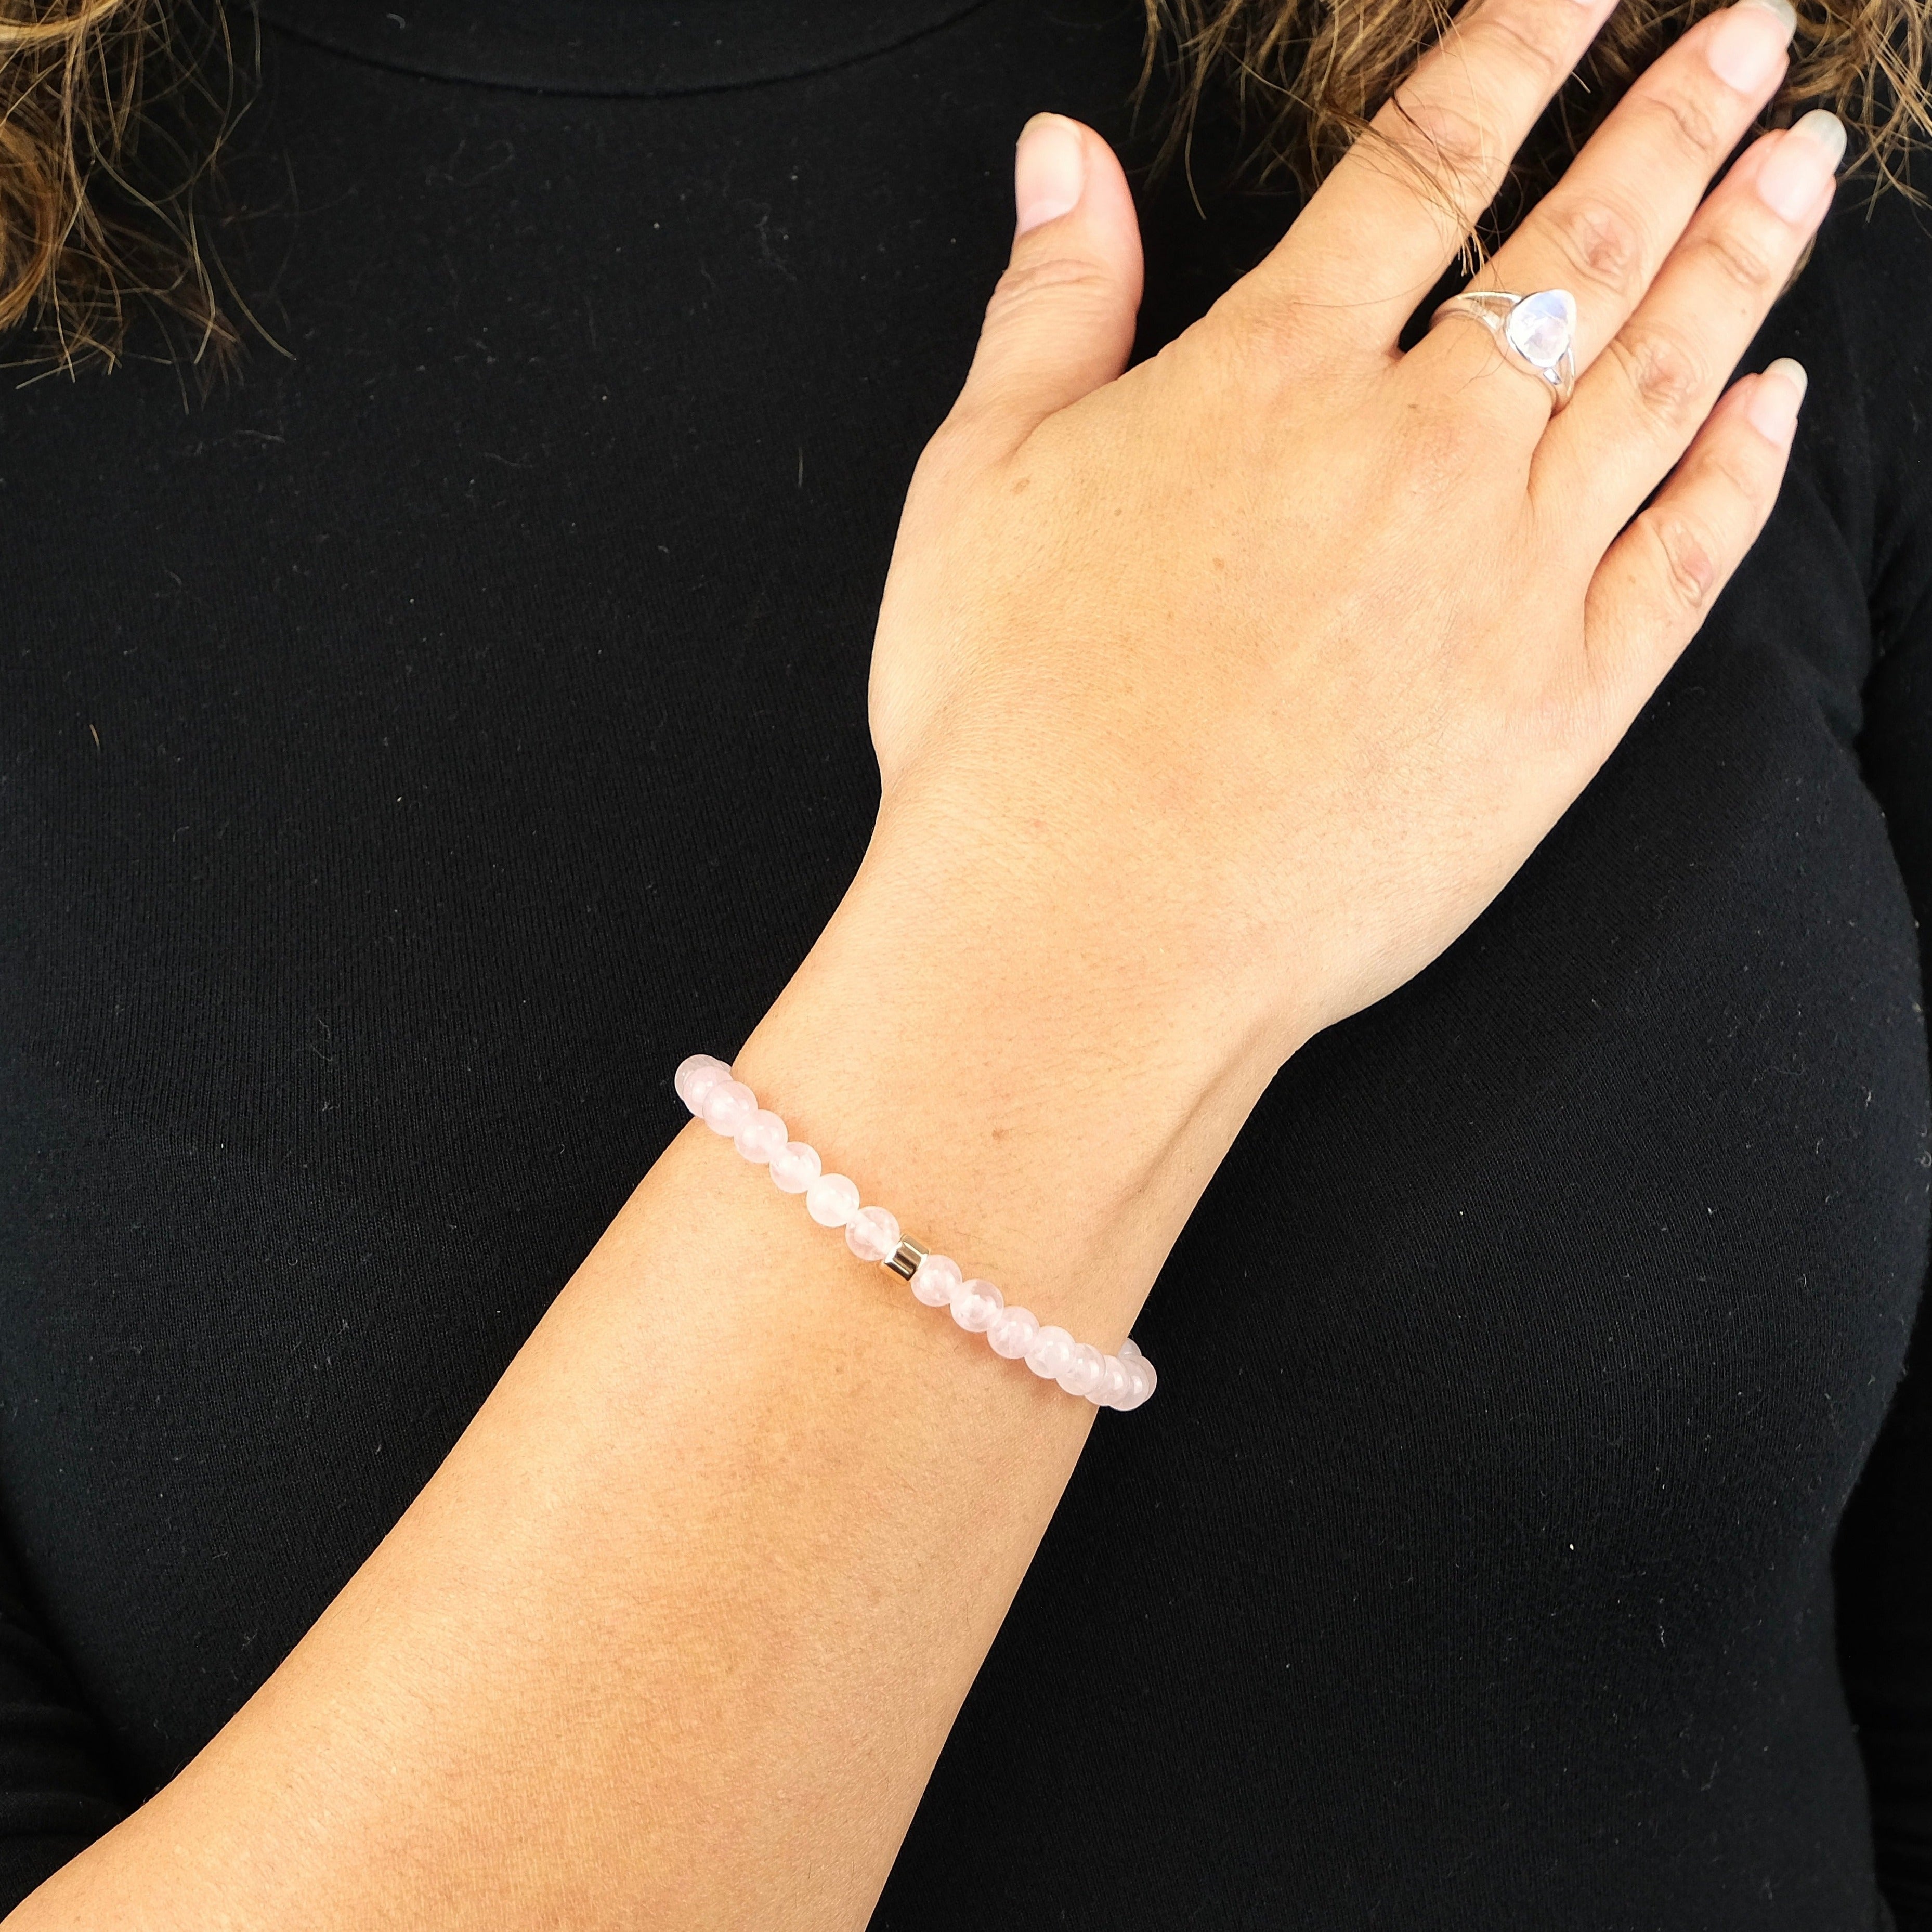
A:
950;1277;1004;1333
1024;1325;1076;1380
1089;1355;1132;1407
805;1172;860;1228
1119;1354;1157;1409
1058;1342;1106;1398
910;1253;963;1308
768;1141;821;1194
701;1078;756;1136
733;1109;788;1164
986;1304;1040;1359
846;1205;901;1263
674;1054;731;1115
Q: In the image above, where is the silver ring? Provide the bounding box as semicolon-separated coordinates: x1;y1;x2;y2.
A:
1429;286;1578;412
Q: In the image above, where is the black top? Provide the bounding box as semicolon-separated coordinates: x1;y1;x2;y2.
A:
1;1;1929;1924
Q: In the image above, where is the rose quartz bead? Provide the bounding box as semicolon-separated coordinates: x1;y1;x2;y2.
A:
701;1078;756;1136
805;1172;860;1228
986;1304;1040;1359
674;1054;732;1115
1118;1353;1157;1409
733;1109;788;1164
1024;1325;1076;1380
846;1205;901;1263
768;1141;821;1194
910;1253;963;1308
950;1277;1004;1333
1057;1342;1106;1398
1088;1354;1132;1408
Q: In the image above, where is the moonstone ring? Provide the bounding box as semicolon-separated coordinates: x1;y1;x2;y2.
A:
1429;286;1578;411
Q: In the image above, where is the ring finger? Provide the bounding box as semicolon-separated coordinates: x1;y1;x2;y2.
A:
1411;0;1798;425
1533;111;1841;544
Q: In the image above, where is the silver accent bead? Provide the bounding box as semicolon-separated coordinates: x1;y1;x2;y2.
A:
882;1237;928;1281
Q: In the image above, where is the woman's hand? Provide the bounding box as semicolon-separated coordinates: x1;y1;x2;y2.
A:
868;0;1823;1065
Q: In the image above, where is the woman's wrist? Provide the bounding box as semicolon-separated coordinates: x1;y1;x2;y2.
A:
730;813;1307;1342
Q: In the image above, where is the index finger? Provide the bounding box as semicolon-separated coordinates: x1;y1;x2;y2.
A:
1248;0;1618;348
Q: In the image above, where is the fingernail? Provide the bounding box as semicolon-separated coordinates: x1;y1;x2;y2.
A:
1015;114;1086;236
1706;0;1794;93
1755;110;1846;221
1746;356;1808;442
1791;106;1849;161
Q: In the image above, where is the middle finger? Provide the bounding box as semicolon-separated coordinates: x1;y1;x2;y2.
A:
1411;0;1797;425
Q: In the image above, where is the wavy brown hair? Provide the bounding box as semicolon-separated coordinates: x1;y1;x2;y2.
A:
0;0;240;371
0;0;1922;368
1145;0;1927;212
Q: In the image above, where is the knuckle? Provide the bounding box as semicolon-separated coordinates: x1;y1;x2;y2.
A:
1702;450;1763;507
1644;507;1721;611
1466;5;1567;95
1210;286;1323;374
1378;2;1572;218
1695;432;1777;508
1690;218;1782;297
1209;284;1366;397
1632;81;1727;164
1607;324;1708;429
1540;192;1648;303
981;252;1119;331
1381;96;1497;205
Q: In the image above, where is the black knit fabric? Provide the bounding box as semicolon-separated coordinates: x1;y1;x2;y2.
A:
0;1;1929;1923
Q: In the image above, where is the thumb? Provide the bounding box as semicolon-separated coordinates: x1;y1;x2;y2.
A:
947;114;1144;458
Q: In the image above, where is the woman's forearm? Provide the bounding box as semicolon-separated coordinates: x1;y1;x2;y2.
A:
4;827;1296;1931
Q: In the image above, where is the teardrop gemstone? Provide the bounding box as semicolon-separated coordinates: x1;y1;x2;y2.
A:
1505;288;1576;372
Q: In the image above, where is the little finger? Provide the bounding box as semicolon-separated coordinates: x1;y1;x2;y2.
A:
1579;358;1806;727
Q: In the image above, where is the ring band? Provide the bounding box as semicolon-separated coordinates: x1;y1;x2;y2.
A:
1430;286;1578;412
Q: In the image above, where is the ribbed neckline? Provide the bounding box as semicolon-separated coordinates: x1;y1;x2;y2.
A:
254;0;997;95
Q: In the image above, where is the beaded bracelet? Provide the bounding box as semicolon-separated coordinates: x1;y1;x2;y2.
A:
674;1055;1157;1411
